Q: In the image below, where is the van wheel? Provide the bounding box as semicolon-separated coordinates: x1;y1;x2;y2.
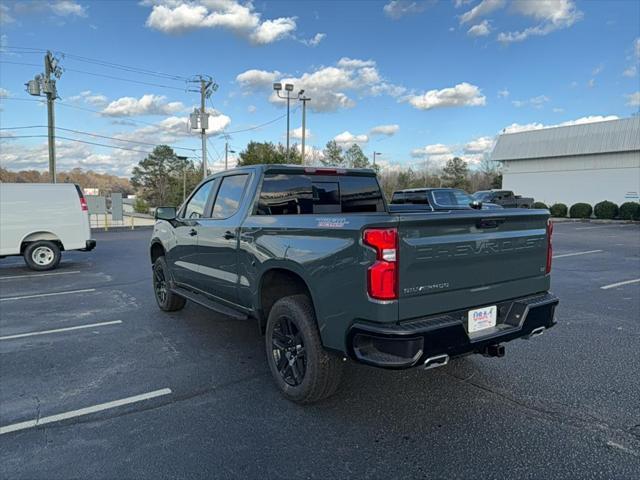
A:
23;241;61;271
265;294;344;404
153;256;186;311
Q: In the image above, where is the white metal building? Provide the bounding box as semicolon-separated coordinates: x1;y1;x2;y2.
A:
491;117;640;206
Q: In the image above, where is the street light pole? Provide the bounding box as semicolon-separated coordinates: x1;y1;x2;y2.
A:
273;83;296;162
373;151;381;166
224;142;236;170
299;91;310;164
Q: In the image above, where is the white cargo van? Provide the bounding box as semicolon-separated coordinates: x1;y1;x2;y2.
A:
0;183;96;270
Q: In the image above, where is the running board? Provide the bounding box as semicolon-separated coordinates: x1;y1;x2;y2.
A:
172;286;249;321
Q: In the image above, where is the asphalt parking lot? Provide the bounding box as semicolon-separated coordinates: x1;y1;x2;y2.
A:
1;222;639;479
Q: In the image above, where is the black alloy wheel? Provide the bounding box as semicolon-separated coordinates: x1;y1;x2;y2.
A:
271;316;307;386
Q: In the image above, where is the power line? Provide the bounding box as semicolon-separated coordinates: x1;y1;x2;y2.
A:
0;60;187;91
3;46;189;82
1;134;155;154
1;125;198;152
223;106;300;135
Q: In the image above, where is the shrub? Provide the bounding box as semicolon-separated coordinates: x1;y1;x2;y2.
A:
594;200;619;220
532;202;548;209
549;203;568;217
133;197;149;214
569;203;592;219
619;202;640;221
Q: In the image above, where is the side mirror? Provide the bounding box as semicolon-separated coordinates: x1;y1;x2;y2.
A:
470;200;483;210
155;206;176;221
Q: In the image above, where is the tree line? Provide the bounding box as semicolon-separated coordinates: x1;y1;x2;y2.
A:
0;167;133;194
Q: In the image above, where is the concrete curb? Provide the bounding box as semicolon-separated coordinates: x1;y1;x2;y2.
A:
551;218;639;224
91;225;154;232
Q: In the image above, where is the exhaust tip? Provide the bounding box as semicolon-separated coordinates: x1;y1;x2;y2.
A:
423;354;449;370
524;326;545;340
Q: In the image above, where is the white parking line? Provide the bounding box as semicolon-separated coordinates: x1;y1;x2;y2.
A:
575;226;607;230
553;250;603;259
0;288;95;302
601;278;640;290
0;270;81;280
0;388;172;435
0;320;123;341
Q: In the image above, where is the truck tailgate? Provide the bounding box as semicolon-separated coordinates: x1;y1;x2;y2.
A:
397;210;550;321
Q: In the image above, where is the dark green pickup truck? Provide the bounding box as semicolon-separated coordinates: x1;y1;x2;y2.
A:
150;164;558;403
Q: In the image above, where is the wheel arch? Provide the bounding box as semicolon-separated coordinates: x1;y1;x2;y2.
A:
20;231;64;253
150;241;166;264
257;267;317;334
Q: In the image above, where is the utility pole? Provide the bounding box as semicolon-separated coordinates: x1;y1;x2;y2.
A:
299;91;311;164
189;75;217;179
224;141;235;170
177;156;188;202
26;51;62;183
373;151;381;167
200;78;208;178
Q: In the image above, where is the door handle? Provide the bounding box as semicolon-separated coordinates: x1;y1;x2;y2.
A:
189;228;198;236
223;231;236;240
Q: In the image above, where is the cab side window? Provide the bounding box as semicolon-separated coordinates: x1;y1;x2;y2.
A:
212;174;249;219
183;180;214;219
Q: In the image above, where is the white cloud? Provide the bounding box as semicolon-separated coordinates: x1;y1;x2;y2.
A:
291;127;311;140
552;107;564;113
467;20;491;37
250;17;296;44
634;38;640;60
460;0;505;24
511;94;550;108
302;32;326;47
50;0;87;17
0;4;15;24
411;143;452;157
497;88;510;98
68;90;108;107
237;57;403;113
1;109;232;176
101;94;185;117
334;131;368;146
0;87;10;98
497;0;582;44
247;104;256;113
464;136;494;154
623;66;637;78
501;115;619;134
370;124;400;136
407;82;486;110
591;64;604;76
383;0;432;19
626;92;640;107
144;0;297;44
236;69;281;88
587;78;595;88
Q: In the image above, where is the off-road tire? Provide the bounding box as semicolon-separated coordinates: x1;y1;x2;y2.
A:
23;240;61;271
153;256;186;311
265;294;344;404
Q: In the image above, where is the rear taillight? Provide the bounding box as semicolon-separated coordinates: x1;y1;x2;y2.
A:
545;219;553;274
363;228;398;300
75;185;88;212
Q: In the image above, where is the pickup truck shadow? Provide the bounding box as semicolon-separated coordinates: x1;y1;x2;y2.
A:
179;303;497;427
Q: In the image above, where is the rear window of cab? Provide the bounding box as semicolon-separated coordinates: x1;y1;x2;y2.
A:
256;173;385;215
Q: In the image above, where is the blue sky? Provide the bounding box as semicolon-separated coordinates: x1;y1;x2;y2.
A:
1;0;639;176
